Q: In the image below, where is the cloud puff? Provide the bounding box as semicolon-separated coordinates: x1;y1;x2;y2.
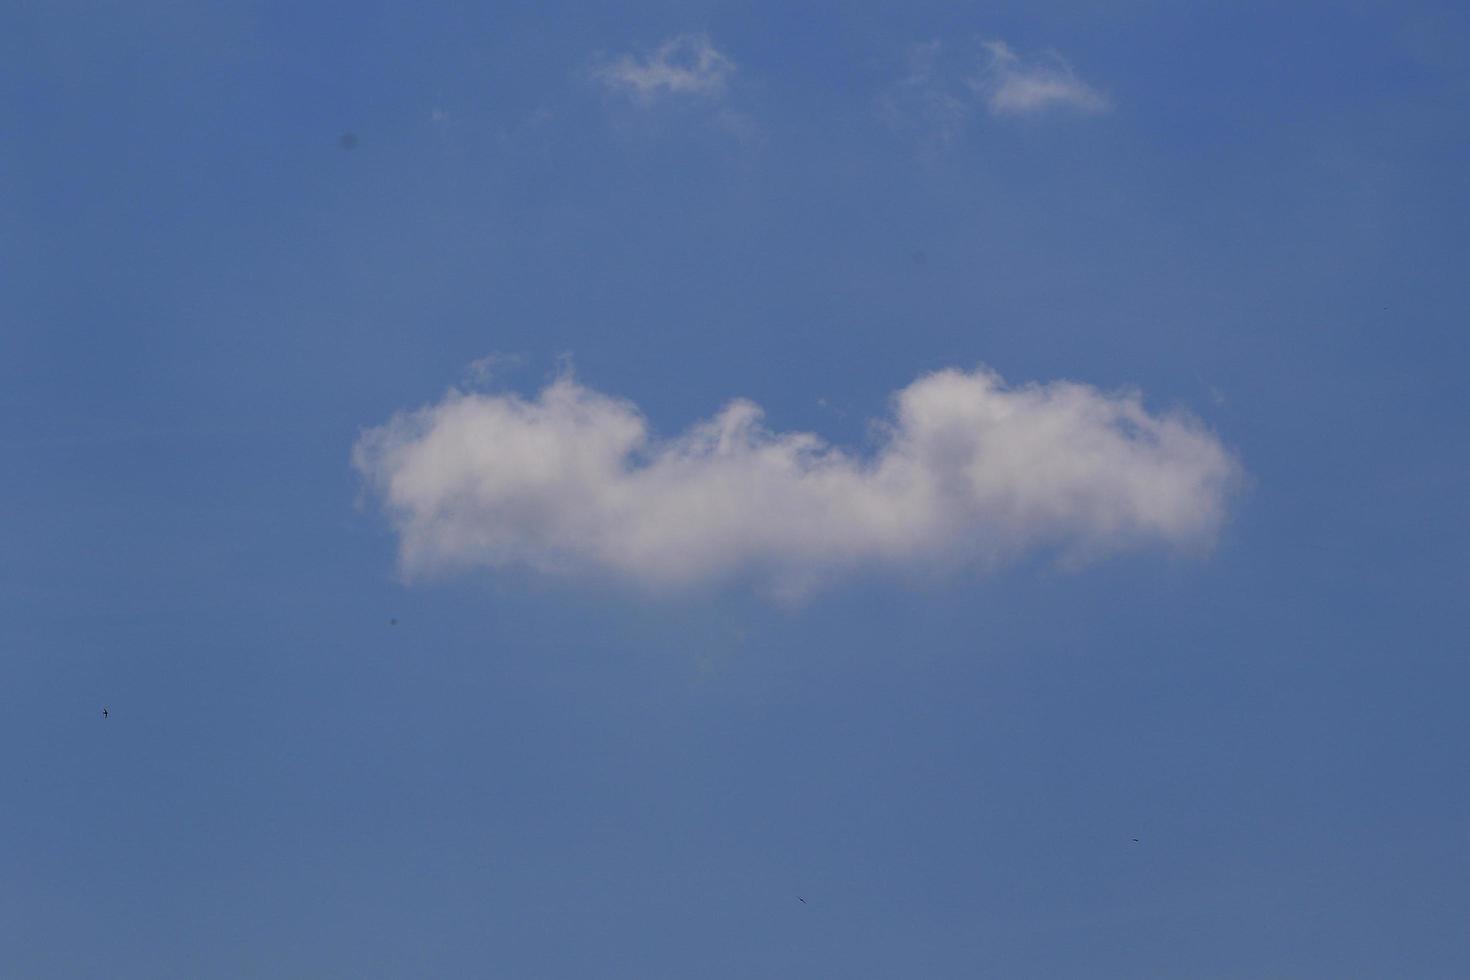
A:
354;367;1240;596
973;40;1107;116
594;34;734;102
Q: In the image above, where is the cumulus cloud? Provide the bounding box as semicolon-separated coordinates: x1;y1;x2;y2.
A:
353;367;1240;596
594;34;735;102
973;39;1107;116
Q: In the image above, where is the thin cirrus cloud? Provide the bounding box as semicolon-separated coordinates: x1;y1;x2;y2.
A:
353;367;1240;597
880;40;973;147
974;39;1108;115
883;37;1107;142
593;34;735;102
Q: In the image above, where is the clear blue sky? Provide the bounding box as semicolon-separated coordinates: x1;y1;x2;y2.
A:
3;2;1468;976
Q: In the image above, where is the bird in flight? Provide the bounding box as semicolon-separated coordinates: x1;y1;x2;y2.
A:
1132;838;1140;843
101;707;109;719
797;897;807;905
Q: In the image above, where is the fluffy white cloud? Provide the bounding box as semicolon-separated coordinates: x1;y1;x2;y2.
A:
594;34;734;102
354;367;1240;595
973;40;1107;116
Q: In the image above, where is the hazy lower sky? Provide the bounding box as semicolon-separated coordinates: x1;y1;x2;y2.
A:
4;2;1468;977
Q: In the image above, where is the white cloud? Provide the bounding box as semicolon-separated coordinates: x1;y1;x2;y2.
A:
883;38;1107;140
973;39;1108;116
354;367;1240;596
594;34;734;103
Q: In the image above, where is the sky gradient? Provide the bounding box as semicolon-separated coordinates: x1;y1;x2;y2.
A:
3;2;1469;976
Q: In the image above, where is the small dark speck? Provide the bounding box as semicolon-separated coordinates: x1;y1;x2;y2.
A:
389;618;398;626
1132;838;1140;843
910;248;928;266
339;132;359;150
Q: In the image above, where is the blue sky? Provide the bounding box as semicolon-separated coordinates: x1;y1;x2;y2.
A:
3;2;1468;976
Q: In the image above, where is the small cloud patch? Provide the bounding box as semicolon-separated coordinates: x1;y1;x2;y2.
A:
594;34;735;103
882;37;1108;145
974;40;1108;116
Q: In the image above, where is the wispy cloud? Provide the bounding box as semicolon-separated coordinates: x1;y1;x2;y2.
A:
354;366;1239;597
463;352;527;387
594;34;735;103
973;39;1108;116
883;37;1107;142
879;41;973;149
